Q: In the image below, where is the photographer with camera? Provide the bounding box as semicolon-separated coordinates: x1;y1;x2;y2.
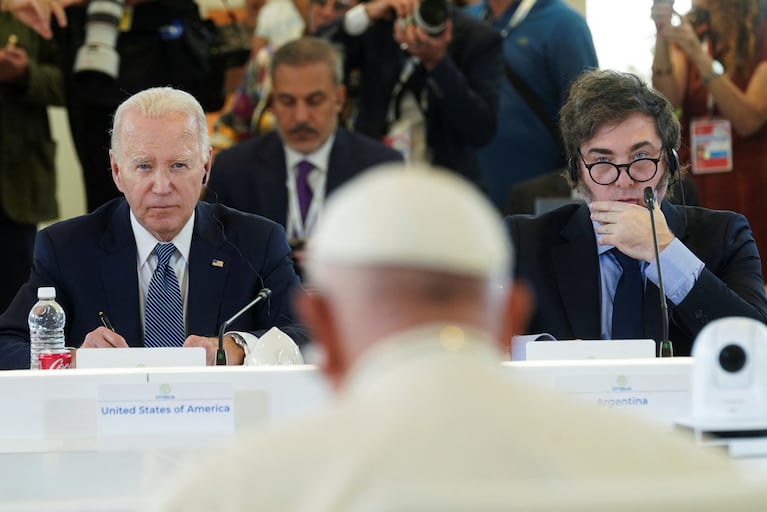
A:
327;0;502;186
465;0;597;212
0;5;64;312
651;0;767;281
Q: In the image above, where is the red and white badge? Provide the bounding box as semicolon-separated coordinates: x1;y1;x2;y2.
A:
690;118;733;174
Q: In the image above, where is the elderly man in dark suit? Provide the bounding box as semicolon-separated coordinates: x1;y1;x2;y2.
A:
0;87;304;370
205;37;403;247
506;69;767;357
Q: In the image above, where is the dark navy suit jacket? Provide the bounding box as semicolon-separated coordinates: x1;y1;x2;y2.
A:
205;128;402;226
328;6;502;185
506;201;767;356
0;199;304;369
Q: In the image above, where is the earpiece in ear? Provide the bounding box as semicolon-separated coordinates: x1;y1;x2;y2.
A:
666;147;680;178
202;173;208;185
568;158;579;183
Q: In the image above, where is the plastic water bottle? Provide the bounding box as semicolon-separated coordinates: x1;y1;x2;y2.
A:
27;287;66;370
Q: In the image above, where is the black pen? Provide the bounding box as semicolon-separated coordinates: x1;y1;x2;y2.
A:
99;311;115;332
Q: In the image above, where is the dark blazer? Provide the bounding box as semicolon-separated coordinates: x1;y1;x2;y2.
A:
0;199;304;369
205;128;403;226
329;6;502;184
506;201;767;356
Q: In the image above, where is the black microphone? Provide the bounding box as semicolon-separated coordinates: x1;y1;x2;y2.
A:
216;288;272;365
644;187;673;357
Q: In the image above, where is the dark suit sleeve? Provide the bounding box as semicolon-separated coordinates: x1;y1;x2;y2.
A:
0;230;65;370
671;211;767;343
253;222;309;345
427;15;502;147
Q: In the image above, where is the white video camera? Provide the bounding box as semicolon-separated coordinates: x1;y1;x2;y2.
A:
690;316;767;428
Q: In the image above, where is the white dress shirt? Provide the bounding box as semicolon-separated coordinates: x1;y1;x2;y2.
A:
284;133;335;240
130;211;195;333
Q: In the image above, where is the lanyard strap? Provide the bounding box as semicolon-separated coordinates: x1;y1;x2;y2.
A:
387;56;421;125
485;0;537;38
286;164;328;240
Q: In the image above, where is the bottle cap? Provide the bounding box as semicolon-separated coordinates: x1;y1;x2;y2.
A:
38;287;56;300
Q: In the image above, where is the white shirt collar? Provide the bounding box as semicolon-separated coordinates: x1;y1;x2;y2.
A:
130;209;196;268
284;132;336;175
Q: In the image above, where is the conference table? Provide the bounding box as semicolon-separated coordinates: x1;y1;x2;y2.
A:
0;357;759;510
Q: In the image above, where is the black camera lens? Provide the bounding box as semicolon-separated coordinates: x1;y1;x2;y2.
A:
414;0;448;36
719;344;747;373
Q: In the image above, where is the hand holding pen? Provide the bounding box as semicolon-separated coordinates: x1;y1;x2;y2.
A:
81;311;129;348
99;311;114;331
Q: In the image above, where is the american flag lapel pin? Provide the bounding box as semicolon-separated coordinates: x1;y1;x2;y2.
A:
211;259;224;268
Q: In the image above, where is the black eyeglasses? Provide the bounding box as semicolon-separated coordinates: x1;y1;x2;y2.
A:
310;0;352;11
580;152;662;186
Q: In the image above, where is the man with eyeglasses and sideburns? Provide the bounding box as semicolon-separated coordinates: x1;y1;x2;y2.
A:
505;69;767;357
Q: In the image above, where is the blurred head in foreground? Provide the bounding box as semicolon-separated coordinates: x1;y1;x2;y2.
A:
297;163;530;388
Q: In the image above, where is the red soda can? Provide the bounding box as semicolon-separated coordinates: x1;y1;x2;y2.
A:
39;350;72;370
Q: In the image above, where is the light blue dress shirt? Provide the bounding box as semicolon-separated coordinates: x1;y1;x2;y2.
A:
597;224;705;339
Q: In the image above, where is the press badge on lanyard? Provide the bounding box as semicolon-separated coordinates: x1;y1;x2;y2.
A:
690;118;733;174
690;40;733;175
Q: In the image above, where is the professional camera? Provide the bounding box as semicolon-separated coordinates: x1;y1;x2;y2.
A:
688;317;767;427
73;0;126;80
404;0;449;36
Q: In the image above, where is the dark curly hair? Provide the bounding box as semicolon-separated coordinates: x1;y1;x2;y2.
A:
560;69;681;189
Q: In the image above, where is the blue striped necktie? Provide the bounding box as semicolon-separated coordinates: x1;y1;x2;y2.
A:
144;243;185;347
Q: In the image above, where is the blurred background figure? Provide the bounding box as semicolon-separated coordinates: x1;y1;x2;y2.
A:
0;8;63;312
465;0;597;211
0;0;75;40
252;0;308;54
210;0;356;152
242;0;266;36
326;0;502;186
651;0;767;278
205;37;402;278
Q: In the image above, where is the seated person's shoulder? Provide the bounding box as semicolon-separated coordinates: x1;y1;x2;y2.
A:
214;132;277;166
343;129;404;163
201;201;284;235
41;199;125;241
682;204;748;229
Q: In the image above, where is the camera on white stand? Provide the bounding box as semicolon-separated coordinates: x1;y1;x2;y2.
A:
678;317;767;456
691;316;767;424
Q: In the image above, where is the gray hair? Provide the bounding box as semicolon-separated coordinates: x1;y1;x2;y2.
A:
110;87;210;158
270;36;344;85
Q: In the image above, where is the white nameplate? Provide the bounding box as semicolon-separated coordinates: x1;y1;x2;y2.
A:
555;372;689;422
97;382;234;437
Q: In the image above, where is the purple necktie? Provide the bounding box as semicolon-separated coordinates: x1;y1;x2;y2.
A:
296;160;314;222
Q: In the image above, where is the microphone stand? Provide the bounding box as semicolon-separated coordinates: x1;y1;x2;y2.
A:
216;288;272;365
644;187;673;357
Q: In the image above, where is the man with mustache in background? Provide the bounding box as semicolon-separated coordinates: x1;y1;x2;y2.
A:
205;36;402;275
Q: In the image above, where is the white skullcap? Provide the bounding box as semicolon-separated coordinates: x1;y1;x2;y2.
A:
307;163;511;278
